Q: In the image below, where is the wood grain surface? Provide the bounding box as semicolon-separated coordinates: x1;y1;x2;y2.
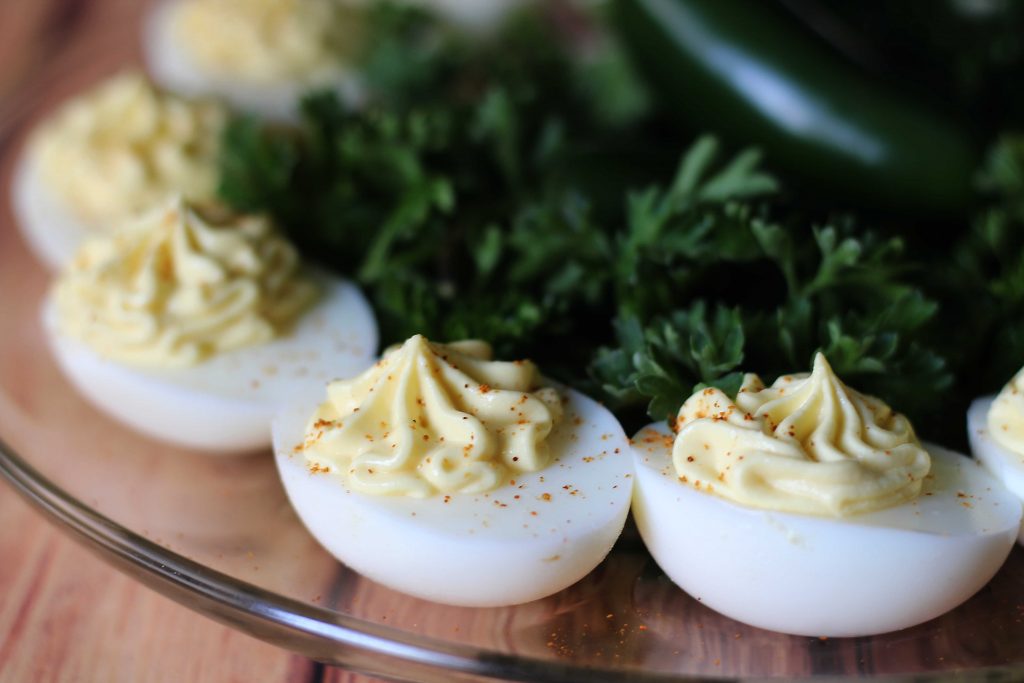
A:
0;484;390;683
0;0;381;680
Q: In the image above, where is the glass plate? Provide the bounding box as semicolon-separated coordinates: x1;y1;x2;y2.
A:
2;1;1024;681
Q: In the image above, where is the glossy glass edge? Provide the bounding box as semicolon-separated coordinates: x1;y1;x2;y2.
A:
0;435;701;683
3;436;1023;683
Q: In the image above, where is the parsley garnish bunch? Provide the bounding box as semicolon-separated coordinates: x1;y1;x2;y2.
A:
216;1;1023;443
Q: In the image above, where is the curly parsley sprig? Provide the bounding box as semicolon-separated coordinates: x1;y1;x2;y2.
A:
216;0;1009;443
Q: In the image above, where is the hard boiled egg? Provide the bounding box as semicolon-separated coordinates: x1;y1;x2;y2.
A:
968;395;1024;543
143;0;363;121
11;149;85;271
42;200;378;454
633;425;1020;637
12;71;226;270
632;368;1021;637
272;336;633;606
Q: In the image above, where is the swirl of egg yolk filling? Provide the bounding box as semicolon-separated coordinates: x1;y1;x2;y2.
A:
988;367;1024;456
299;336;565;497
31;71;225;224
672;353;930;517
53;198;318;368
172;0;360;83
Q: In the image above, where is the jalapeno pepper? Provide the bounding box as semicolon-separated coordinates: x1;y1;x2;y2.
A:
613;0;980;214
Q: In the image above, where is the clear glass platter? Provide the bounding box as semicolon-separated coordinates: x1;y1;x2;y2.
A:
3;1;1024;681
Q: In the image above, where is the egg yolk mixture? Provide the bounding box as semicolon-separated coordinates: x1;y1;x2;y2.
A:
672;353;930;517
31;71;225;224
298;335;564;497
172;0;359;82
53;198;317;368
988;367;1024;456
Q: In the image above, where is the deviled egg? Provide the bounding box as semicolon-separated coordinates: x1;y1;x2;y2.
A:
968;369;1024;542
632;354;1021;637
273;335;633;606
12;71;226;270
144;0;364;121
43;198;377;453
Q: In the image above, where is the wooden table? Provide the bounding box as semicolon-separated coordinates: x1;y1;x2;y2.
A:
0;485;389;682
0;0;381;680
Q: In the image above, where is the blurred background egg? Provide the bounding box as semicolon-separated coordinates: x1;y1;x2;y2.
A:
143;0;365;121
11;71;226;270
404;0;534;31
40;197;380;454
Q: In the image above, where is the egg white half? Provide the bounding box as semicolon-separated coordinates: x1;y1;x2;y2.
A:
143;0;363;122
43;275;378;454
273;387;633;607
631;422;1021;637
968;396;1024;543
11;145;94;271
